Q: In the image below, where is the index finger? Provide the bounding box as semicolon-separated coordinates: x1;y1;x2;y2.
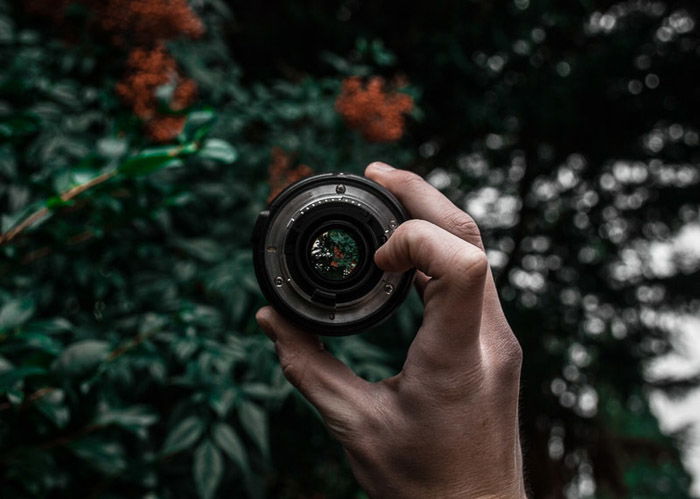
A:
375;219;488;367
365;162;483;249
368;162;516;369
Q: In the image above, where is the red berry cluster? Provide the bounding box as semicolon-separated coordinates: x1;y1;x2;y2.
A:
26;0;203;142
335;76;413;142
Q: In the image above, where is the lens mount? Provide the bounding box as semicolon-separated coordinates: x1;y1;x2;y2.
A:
252;173;415;335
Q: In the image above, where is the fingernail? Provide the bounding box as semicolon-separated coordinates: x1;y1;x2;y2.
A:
368;161;394;173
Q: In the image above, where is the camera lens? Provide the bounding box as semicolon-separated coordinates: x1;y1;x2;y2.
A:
252;173;415;335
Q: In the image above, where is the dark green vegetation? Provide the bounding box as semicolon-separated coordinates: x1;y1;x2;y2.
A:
1;1;699;498
311;229;361;281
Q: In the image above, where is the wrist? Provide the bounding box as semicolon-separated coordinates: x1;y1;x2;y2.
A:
437;479;526;499
364;474;526;499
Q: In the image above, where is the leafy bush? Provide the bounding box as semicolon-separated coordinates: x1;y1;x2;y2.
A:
0;2;419;497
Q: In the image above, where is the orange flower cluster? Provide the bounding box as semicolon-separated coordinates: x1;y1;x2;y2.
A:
106;0;203;141
267;147;313;202
116;44;197;142
26;0;204;142
335;76;413;142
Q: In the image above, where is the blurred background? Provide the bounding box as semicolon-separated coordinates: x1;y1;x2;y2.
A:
1;0;699;497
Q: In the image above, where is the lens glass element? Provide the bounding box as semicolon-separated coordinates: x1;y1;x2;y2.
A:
310;229;360;281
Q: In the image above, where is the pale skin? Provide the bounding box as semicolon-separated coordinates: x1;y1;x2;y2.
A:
256;162;526;498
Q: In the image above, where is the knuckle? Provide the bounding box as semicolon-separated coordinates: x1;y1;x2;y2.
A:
393;219;428;244
442;248;489;295
491;334;523;383
451;247;489;279
324;406;365;444
445;210;482;244
393;218;416;237
415;360;486;403
405;222;435;260
396;217;424;231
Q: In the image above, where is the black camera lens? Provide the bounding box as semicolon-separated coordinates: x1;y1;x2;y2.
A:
252;173;415;335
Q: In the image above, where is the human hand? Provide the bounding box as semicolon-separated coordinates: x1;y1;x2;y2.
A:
256;162;525;498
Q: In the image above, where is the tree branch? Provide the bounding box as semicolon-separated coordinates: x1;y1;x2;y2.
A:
0;170;117;246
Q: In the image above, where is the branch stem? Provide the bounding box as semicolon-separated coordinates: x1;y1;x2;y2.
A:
0;170;117;246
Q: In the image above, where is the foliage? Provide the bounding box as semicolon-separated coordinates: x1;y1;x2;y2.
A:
1;0;699;498
311;229;361;281
0;1;416;497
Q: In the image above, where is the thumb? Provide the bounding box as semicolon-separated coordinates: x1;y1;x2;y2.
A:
255;306;370;429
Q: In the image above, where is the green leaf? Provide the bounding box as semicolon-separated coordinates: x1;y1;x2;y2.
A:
0;298;35;331
27;318;73;334
212;422;249;474
0;16;15;43
194;439;223;499
182;109;216;142
95;405;158;431
52;340;110;377
198;138;237;164
161;415;205;455
118;146;187;176
208;387;236;417
0;356;11;372
35;389;69;428
0;366;46;395
45;196;71;210
69;437;126;475
97;137;128;159
238;400;269;459
51;167;104;193
242;382;275;400
15;332;62;355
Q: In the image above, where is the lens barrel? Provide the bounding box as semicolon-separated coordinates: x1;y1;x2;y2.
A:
252;173;415;335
